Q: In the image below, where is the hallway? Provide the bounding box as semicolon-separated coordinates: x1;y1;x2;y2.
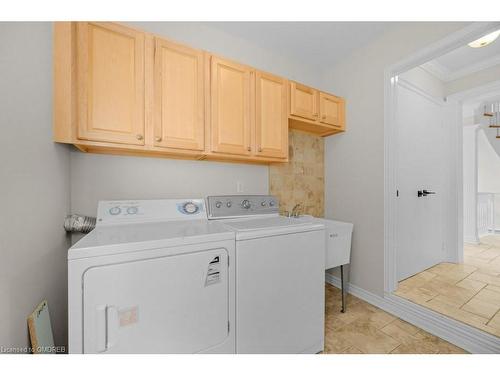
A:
395;235;500;337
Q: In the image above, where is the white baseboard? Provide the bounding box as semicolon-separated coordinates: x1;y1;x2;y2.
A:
464;236;479;245
325;273;500;353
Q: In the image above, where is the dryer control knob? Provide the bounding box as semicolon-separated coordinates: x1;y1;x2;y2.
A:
126;206;138;215
183;202;199;214
109;206;121;215
215;201;222;208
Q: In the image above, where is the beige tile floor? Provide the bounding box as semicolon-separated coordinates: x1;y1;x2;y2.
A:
323;284;466;354
394;235;500;338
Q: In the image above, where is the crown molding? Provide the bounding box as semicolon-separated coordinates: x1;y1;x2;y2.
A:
423;52;500;83
421;60;451;81
447;53;500;82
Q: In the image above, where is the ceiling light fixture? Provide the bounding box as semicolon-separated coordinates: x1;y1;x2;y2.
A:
468;30;500;48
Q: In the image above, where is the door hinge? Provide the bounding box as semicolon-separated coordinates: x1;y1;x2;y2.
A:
227;321;230;332
396;190;399;197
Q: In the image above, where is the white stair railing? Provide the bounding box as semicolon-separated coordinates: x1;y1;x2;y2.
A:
477;192;495;237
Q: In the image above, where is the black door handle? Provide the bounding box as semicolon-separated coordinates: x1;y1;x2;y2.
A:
418;190;436;197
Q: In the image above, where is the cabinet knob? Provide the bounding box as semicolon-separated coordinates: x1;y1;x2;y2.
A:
247;146;251;151
136;134;144;140
258;146;262;152
155;136;162;142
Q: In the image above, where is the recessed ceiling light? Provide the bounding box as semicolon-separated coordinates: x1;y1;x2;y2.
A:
468;30;500;48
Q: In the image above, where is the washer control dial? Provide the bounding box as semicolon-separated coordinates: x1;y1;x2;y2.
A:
226;201;232;208
215;201;222;208
269;200;275;207
241;199;251;209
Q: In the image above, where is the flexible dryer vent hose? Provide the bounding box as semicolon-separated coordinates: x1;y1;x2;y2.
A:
64;215;96;234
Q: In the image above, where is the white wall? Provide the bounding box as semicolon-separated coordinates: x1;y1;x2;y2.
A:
0;23;71;350
70;22;323;220
322;22;470;296
70;153;269;216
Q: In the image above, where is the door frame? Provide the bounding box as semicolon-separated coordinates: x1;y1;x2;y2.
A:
462;124;481;245
384;22;500;293
450;80;500;243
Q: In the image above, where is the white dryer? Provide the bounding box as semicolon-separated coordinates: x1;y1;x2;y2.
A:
68;199;235;354
207;195;325;354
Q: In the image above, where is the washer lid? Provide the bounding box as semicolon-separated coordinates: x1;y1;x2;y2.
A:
222;216;324;240
68;220;234;260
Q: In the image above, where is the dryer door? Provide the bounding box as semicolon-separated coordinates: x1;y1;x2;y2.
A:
83;248;228;353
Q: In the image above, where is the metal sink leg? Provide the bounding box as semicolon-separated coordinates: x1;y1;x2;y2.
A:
340;265;346;313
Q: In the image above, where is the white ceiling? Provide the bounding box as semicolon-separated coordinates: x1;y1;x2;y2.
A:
204;22;394;70
422;33;500;82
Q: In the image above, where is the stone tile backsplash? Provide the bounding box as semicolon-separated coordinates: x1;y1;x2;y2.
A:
269;130;324;218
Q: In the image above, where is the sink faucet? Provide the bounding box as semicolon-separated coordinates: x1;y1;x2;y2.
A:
291;203;303;218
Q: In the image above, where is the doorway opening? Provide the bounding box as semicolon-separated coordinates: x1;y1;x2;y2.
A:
384;22;500;339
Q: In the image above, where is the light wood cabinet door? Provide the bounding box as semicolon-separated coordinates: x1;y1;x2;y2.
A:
76;22;145;145
255;72;288;159
319;92;344;129
210;56;252;156
290;82;318;121
153;38;205;151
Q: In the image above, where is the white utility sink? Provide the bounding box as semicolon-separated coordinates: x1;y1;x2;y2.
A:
293;215;353;270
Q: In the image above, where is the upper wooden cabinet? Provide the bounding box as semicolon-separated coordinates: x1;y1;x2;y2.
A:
76;22;145;145
153;38;205;151
54;22;345;164
290;82;318;121
209;56;252;156
289;81;345;136
255;72;288;159
319;92;345;130
207;58;288;160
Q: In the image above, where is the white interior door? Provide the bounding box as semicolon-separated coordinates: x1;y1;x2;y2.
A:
396;81;448;281
83;248;229;353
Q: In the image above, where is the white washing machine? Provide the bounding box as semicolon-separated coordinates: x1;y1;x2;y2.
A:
68;199;235;354
206;195;326;354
